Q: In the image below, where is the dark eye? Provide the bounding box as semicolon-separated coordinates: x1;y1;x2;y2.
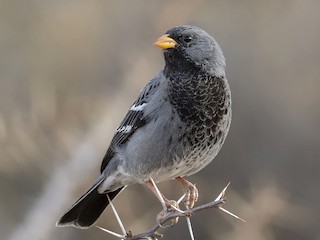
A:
183;35;193;43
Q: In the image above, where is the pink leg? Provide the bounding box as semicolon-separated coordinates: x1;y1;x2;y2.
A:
146;177;168;211
176;176;199;209
146;177;181;226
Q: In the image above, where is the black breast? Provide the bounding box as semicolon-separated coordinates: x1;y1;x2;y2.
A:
168;74;230;147
169;75;228;125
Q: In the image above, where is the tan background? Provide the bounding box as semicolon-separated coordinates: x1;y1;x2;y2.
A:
1;0;319;239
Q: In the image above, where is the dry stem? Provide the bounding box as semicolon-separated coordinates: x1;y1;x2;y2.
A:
97;182;244;240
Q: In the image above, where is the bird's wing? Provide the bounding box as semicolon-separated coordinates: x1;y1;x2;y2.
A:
100;76;161;172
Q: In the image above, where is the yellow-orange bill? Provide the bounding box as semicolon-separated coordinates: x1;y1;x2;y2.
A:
154;34;177;49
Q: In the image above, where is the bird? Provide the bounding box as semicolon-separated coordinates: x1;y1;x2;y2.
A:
56;25;231;229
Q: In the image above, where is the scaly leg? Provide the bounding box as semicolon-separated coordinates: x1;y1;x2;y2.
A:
146;177;168;211
176;176;199;209
146;177;181;227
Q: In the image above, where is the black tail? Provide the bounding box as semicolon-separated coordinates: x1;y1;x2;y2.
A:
56;179;123;228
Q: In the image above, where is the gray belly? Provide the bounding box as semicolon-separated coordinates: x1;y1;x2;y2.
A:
126;108;231;183
118;101;231;183
155;109;231;181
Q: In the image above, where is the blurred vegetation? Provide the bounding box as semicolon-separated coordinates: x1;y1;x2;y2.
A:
1;0;320;239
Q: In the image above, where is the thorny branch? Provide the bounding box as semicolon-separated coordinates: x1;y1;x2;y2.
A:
97;182;245;240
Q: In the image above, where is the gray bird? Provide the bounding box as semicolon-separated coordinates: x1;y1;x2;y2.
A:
56;25;231;228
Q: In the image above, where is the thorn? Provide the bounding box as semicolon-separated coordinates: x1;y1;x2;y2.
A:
96;225;126;239
186;217;195;240
218;206;246;223
148;177;168;211
214;182;231;202
168;200;185;213
177;193;186;205
107;194;127;235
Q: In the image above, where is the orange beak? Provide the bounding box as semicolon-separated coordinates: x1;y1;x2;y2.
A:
153;34;177;49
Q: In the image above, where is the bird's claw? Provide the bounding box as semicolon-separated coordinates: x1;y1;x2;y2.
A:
183;182;198;209
176;177;199;209
157;200;180;228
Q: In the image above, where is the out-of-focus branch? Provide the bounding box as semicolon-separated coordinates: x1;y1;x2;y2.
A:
7;113;116;240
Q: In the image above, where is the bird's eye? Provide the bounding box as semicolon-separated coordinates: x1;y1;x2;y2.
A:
183;35;193;43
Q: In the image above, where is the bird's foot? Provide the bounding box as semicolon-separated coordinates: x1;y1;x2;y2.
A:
147;176;193;228
176;177;199;209
157;200;180;228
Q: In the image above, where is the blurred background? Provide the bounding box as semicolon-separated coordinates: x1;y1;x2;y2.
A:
1;0;319;239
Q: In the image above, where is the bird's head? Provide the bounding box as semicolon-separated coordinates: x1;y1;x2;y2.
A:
154;25;225;77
